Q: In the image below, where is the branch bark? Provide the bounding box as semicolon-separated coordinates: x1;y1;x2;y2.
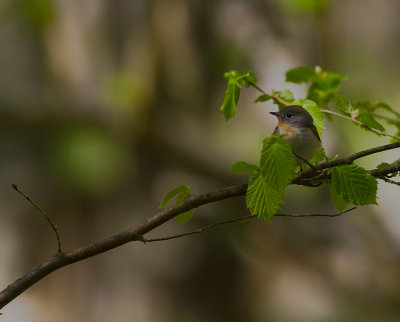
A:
1;142;399;311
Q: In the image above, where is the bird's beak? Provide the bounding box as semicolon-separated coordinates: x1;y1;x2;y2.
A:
270;111;280;117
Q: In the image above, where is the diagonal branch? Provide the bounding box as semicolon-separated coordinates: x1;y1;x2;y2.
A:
294;141;400;182
1;140;399;311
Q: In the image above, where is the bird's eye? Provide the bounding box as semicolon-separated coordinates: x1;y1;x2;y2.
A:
286;113;292;118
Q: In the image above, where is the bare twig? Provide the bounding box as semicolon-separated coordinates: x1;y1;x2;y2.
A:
139;207;357;243
12;184;62;254
138;215;254;242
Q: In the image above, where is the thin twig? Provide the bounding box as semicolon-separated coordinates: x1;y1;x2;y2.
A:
249;82;400;141
378;177;400;186
138;215;254;242
276;206;356;217
321;109;400;141
140;207;357;243
12;184;62;254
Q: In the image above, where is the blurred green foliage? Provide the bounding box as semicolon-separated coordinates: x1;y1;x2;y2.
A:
280;0;331;14
49;126;130;195
14;0;55;31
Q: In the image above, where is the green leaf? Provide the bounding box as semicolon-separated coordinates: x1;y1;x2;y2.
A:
231;161;259;174
175;210;194;224
220;70;258;120
376;162;391;169
273;89;295;102
159;184;191;208
255;94;272;103
246;135;297;221
260;135;297;190
243;71;258;86
356;112;385;132
307;67;346;106
329;184;347;212
286;66;315;83
220;81;240;120
296;99;324;136
335;96;354;116
391;131;400;143
246;171;284;221
331;164;377;206
308;147;327;165
272;89;295;110
159;184;193;224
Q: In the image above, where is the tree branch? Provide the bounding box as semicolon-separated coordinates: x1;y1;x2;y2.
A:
0;184;248;310
1;139;399;311
249;83;400;141
12;184;62;254
294;141;400;182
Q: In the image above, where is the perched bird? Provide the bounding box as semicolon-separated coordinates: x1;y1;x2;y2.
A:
270;105;321;164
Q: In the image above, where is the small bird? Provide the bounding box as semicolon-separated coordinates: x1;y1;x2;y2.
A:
270;105;321;164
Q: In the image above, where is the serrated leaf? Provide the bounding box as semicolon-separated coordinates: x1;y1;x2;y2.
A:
255;94;272;103
307;68;346;106
246;171;284;221
260;135;297;190
356;112;385;132
329;184;347;212
231;161;259;174
286;66;315;83
273;89;295;102
336;96;353;116
246;136;297;221
220;70;257;120
295;99;324;136
331;164;377;206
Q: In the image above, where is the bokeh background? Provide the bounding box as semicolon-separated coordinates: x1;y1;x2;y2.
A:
1;0;400;321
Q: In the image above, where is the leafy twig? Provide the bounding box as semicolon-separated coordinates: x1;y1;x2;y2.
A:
249;83;400;141
294;141;400;182
320;109;400;141
1;144;399;310
249;82;290;107
138;215;254;242
12;184;62;254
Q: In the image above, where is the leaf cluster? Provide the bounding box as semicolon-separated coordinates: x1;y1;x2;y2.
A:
161;66;400;224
